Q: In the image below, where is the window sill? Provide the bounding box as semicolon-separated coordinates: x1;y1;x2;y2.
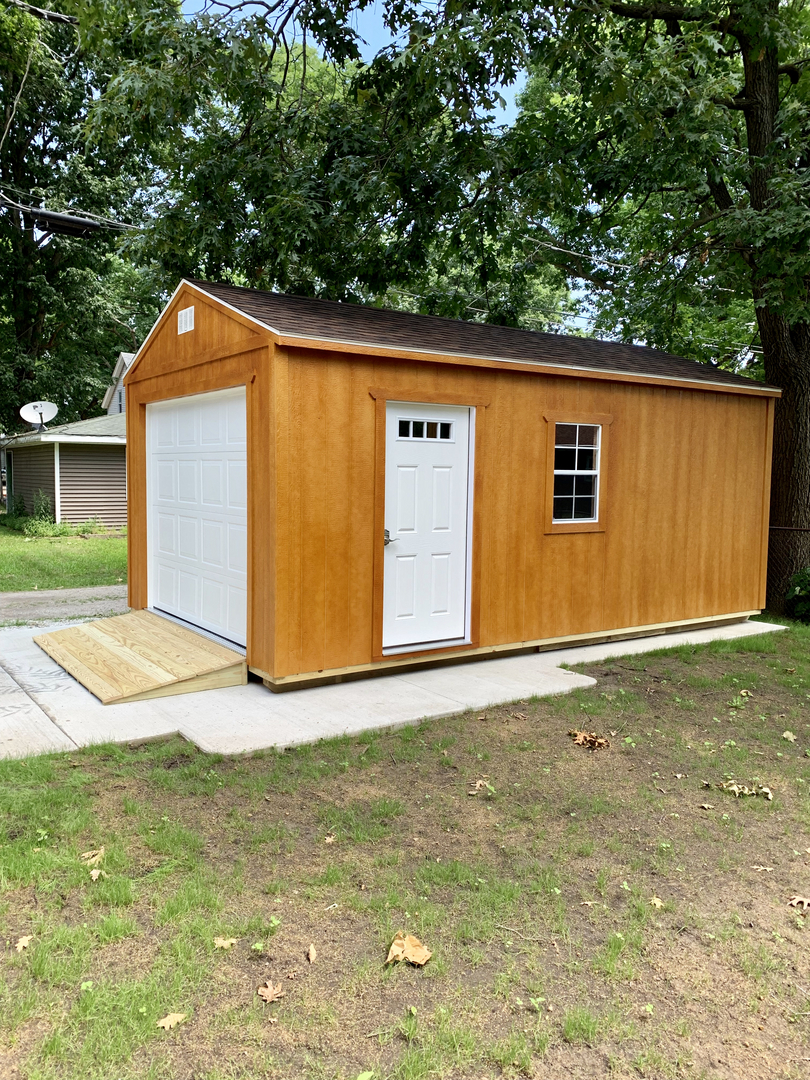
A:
545;521;605;535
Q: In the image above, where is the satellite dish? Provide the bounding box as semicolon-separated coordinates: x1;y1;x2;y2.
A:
20;401;58;432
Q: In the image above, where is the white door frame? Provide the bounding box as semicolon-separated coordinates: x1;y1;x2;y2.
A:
381;401;475;655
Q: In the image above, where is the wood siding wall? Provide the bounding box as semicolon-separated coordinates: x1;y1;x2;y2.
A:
267;347;773;680
9;444;55;515
124;284;774;682
59;444;127;527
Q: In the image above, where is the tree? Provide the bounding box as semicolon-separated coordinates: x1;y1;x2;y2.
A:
0;3;160;433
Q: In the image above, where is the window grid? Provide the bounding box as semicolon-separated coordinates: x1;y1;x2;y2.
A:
397;419;453;441
552;423;600;522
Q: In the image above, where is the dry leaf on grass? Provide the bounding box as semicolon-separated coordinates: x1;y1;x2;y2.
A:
324;835;337;844
307;944;317;964
257;981;285;1003
752;865;774;873
15;935;32;952
80;847;105;866
214;937;237;950
156;1013;186;1030
788;895;810;911
717;780;773;801
783;731;797;743
740;689;753;697
700;803;715;810
89;868;107;881
386;931;432;966
674;773;686;780
568;729;610;751
650;896;664;909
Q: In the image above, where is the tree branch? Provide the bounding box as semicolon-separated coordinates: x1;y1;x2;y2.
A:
607;3;713;23
2;0;78;25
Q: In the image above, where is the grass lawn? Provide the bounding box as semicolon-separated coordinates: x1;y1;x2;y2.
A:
0;524;127;592
2;621;810;1079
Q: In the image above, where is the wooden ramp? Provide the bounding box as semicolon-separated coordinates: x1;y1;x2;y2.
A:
34;610;247;705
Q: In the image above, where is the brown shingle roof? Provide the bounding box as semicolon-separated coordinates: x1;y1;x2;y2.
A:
190;279;777;393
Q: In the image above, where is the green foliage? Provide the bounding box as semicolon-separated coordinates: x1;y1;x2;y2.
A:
32;490;52;522
786;568;810;621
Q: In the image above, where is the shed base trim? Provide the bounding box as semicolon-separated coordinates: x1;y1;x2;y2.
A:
254;610;760;692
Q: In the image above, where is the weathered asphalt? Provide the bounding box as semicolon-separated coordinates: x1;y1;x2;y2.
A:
0;585;129;625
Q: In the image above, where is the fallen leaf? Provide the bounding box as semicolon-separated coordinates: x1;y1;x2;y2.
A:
568;729;611;751
674;773;686;780
783;731;797;743
285;969;299;979
650;896;664;909
477;715;487;721
385;931;432;966
580;900;597;907
307;943;317;964
740;689;753;697
268;1017;278;1025
751;865;774;873
511;712;528;721
257;981;285;1003
324;835;336;844
80;847;105;866
788;895;810;911
156;1013;186;1030
214;937;237;950
89;868;107;881
15;935;32;952
786;668;796;674
700;803;715;810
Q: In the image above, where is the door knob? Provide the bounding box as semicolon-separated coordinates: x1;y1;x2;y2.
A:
384;529;399;546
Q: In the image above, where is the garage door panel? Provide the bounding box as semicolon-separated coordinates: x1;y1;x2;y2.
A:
148;387;247;647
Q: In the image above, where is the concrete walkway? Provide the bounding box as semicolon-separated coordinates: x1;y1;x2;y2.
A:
0;585;128;626
0;618;785;760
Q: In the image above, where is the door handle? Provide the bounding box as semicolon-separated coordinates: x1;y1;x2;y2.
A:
384;529;399;546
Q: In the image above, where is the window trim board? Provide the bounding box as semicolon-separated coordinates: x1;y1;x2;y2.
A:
543;411;613;535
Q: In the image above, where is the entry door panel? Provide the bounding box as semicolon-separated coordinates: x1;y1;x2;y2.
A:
147;387;247;646
383;402;471;649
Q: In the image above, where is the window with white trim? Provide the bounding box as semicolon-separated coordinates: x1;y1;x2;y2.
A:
552;423;600;521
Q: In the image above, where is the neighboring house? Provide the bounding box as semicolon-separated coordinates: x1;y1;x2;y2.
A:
122;278;779;688
102;352;136;415
4;414;126;527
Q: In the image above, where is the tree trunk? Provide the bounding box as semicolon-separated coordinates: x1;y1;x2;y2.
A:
760;309;810;612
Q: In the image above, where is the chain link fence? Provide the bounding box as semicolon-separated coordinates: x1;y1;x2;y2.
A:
767;528;810;613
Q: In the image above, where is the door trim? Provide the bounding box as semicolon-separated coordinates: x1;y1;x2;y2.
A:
370;388;486;662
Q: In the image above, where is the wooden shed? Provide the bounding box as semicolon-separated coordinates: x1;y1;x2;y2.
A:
121;279;779;690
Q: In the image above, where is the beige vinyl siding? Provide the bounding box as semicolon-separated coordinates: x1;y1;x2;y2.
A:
9;444;55;515
59;444;127;527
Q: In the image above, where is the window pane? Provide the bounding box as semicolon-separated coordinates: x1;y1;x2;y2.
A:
427;421;438;439
554;474;574;496
440;422;451;439
578;425;598;447
577;447;595;471
556;423;577;446
412;421;424;438
398;419;410;438
555;447;576;470
553;497;574;520
574;496;595;519
574;475;594;497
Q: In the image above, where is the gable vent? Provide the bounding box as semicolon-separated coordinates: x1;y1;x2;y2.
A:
177;306;195;334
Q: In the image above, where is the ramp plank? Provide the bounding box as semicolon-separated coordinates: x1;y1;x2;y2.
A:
34;612;246;705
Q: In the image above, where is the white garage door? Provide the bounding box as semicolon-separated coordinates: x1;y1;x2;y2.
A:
146;387;247;647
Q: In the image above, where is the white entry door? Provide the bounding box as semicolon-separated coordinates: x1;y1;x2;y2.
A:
146;387;247;647
382;402;472;651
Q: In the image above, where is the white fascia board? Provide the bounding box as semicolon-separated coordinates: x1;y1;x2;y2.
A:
43;435;126;445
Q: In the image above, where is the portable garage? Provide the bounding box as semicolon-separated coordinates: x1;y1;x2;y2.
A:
105;278;779;690
36;278;780;699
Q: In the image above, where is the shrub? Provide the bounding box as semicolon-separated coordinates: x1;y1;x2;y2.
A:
11;494;27;517
786;567;810;622
32;489;53;521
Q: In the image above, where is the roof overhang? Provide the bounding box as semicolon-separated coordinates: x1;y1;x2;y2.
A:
4;433;126;447
124;279;781;399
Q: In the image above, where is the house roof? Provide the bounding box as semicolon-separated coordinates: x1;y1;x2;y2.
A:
101;351;137;411
3;412;126;447
186;279;778;395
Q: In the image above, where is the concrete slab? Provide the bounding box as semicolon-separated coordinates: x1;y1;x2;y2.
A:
0;618;786;760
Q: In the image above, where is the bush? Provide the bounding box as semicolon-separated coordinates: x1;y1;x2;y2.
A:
32;489;53;521
786;567;810;622
11;494;27;517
